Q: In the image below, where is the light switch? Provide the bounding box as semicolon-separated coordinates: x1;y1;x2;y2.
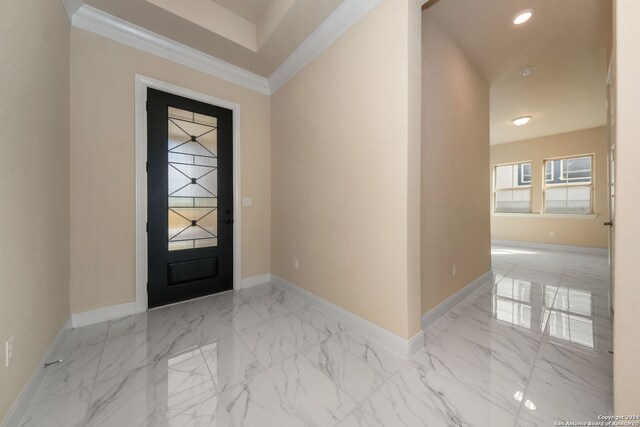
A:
242;197;253;207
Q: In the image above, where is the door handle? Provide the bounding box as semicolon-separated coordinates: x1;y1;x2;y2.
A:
220;219;234;225
604;221;613;227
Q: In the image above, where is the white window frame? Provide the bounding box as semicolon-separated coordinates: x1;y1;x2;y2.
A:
493;162;533;214
559;157;592;183
520;163;532;185
543;155;594;214
545;160;554;183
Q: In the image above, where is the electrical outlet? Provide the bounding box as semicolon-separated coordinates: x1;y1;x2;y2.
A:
452;264;457;277
5;336;15;368
550;231;556;238
293;258;299;270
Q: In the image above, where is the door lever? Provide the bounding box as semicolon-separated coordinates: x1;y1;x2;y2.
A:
604;221;613;227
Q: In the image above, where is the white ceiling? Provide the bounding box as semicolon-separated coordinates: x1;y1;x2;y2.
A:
425;0;612;145
83;0;344;77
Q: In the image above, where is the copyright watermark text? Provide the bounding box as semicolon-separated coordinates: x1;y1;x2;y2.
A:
554;415;640;427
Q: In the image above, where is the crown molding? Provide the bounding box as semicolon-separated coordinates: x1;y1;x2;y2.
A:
65;0;382;96
268;0;381;93
61;0;83;21
71;5;271;95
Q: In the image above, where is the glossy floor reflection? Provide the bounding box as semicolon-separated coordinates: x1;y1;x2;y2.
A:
18;245;613;426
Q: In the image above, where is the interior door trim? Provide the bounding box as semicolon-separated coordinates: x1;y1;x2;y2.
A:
134;74;242;313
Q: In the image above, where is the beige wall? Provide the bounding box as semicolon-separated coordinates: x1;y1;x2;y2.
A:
613;0;640;413
70;28;271;314
420;13;491;315
271;0;422;339
0;1;71;421
490;127;608;248
406;0;423;341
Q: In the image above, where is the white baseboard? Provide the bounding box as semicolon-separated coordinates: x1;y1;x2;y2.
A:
71;302;136;328
239;274;272;289
407;330;425;357
1;318;71;427
270;275;423;359
72;274;272;327
492;239;608;256
421;270;494;330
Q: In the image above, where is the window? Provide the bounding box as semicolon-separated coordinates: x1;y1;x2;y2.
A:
544;156;593;214
494;162;532;213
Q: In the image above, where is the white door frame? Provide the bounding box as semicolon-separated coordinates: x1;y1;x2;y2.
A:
134;75;242;313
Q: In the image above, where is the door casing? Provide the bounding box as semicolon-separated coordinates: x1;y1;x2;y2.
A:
134;75;242;313
606;54;616;315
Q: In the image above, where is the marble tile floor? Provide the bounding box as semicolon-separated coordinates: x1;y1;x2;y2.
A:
17;245;613;426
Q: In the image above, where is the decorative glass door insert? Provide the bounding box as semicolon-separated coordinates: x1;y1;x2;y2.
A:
167;107;218;251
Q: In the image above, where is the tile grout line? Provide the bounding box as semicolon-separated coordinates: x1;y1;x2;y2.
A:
163;332;225;422
81;324;110;427
289;301;410;381
255;337;316;424
308;333;404;411
241;288;404;424
512;266;564;425
31;253;610;426
152;293;269;423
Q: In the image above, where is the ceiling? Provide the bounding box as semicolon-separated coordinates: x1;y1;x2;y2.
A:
425;0;612;145
83;0;344;77
212;0;271;24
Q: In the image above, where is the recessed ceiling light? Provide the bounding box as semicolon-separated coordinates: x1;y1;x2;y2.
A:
520;66;536;77
524;400;537;411
512;116;532;126
513;9;535;25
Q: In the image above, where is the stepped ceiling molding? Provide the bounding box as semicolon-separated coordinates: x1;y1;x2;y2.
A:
62;0;383;94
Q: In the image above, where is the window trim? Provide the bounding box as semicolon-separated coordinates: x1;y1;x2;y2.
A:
491;212;599;220
545;160;554;183
520;163;532;185
559;157;592;183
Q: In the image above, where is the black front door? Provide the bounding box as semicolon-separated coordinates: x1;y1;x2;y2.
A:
147;88;233;308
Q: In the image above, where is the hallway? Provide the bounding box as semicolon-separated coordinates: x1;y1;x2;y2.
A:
17;246;612;426
413;246;613;426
